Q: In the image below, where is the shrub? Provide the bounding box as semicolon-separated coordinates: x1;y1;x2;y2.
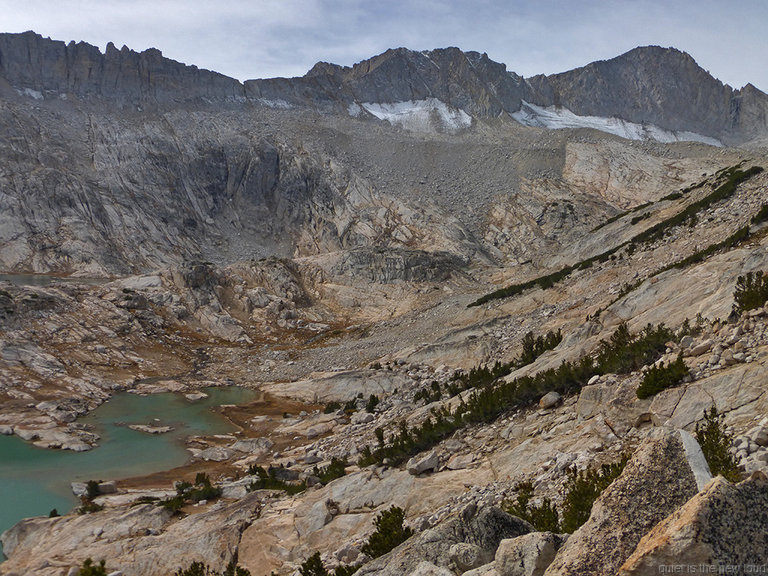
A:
517;329;563;367
85;480;101;500
751;203;768;224
365;394;380;413
246;465;306;495
595;323;674;375
324;401;341;414
636;354;689;399
361;506;414;559
560;455;629;533
299;552;328;576
174;560;251;576
314;457;348;484
503;482;560;532
77;558;107;576
695;406;741;482
733;270;768;315
77;497;104;515
160;473;223;512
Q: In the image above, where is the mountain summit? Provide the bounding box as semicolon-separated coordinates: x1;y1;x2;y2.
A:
1;32;767;144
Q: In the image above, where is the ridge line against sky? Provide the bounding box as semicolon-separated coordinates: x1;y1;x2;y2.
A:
0;0;765;92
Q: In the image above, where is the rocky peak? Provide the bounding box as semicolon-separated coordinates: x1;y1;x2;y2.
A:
0;30;245;105
523;45;765;143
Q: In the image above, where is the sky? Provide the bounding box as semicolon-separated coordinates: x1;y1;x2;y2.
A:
0;0;766;92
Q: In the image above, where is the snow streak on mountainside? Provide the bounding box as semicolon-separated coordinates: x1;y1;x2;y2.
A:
359;99;472;133
512;101;723;146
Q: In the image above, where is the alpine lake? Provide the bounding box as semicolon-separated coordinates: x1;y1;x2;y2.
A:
0;386;261;559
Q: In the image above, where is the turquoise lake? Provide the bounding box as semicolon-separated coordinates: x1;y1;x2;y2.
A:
0;387;259;558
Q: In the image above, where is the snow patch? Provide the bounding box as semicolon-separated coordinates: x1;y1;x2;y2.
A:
360;98;472;133
347;102;363;117
16;87;43;100
512;101;722;146
257;98;293;110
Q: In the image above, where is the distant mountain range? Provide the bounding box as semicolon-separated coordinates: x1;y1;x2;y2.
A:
1;31;767;145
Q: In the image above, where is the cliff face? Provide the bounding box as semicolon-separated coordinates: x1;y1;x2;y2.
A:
245;47;527;116
0;31;245;104
246;44;768;144
2;33;767;144
524;46;768;144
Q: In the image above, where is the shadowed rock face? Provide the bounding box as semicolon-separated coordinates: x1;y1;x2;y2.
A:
0;31;245;105
246;47;528;117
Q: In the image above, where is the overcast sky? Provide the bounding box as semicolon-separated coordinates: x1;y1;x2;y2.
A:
1;0;765;92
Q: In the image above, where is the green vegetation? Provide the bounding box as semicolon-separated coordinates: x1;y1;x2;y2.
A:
361;506;414;559
246;465;306;495
77;485;104;515
517;329;563;367
594;323;674;375
174;561;251;576
660;191;684;202
314;457;348;484
504;454;629;534
161;473;223;512
77;558;107;576
733;270;768;315
751;203;768;224
415;330;562;406
361;323;674;468
297;553;360;576
471;165;763;308
631;165;763;246
635;354;690;399
656;225;750;274
245;458;347;494
591;201;653;232
560;455;629;533
365;394;380;413
503;482;560;532
85;480;101;500
299;553;329;576
695;407;741;482
324;401;341;414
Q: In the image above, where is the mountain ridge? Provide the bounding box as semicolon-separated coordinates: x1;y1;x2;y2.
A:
2;31;767;144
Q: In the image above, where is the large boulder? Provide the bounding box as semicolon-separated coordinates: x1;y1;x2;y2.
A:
619;472;768;573
543;428;711;576
355;504;532;576
496;532;567;576
407;451;440;475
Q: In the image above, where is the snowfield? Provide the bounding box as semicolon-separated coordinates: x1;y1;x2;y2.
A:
359;98;472;133
511;101;722;146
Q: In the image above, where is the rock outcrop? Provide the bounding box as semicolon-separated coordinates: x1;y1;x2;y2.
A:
543;429;711;576
0;31;245;105
356;504;532;576
619;472;768;573
0;493;263;576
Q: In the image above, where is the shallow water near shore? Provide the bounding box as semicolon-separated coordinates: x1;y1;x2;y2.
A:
0;386;259;559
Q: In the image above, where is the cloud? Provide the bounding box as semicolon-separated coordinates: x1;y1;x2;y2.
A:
0;0;765;91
